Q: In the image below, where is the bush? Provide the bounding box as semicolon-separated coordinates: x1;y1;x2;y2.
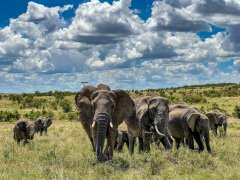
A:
59;99;72;113
233;105;240;118
24;110;42;120
0;110;20;122
182;94;207;104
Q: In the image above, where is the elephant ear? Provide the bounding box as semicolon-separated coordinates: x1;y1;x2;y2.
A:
35;119;44;130
135;97;149;122
205;112;218;124
75;86;97;123
46;118;52;127
187;113;200;132
17;121;27;133
112;90;135;126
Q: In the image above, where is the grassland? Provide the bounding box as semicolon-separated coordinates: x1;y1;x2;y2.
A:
0;83;240;179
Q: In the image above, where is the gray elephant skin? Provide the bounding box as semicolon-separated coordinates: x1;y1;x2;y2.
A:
126;96;172;154
13;119;45;145
75;84;135;162
168;105;211;152
35;118;52;136
205;110;227;136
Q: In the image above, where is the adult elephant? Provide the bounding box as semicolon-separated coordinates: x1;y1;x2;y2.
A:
168;107;211;153
75;84;134;162
126;96;173;154
205;110;227;136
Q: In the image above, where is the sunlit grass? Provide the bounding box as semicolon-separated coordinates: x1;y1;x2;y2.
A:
0;118;239;179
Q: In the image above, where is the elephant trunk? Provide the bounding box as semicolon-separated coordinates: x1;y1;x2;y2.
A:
204;130;211;153
96;115;109;162
223;121;227;135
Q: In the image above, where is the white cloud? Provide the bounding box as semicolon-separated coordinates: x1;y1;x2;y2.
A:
0;0;240;92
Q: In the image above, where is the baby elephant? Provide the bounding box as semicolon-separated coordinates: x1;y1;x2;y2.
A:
35;118;52;136
13;119;43;145
114;130;132;152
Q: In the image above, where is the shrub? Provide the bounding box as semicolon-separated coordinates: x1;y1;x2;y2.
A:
59;99;72;113
0;110;20;122
233;105;240;118
182;94;207;104
24;110;42;120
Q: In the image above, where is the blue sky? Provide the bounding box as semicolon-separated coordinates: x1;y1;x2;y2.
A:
0;0;240;92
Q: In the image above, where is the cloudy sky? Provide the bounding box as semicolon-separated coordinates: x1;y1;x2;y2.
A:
0;0;240;93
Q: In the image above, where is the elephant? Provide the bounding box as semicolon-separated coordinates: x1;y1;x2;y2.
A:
75;84;135;162
13;119;44;145
168;107;211;152
126;96;173;154
169;103;198;111
35;118;52;136
205;110;227;136
114;130;132;152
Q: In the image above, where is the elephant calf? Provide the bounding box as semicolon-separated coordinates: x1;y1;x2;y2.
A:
13;118;47;145
13;119;35;145
169;107;211;153
205;110;227;136
35;118;52;136
114;130;133;152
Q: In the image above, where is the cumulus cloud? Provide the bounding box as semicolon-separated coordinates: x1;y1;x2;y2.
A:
0;0;240;92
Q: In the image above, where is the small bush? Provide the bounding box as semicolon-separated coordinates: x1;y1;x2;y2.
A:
59;99;72;113
0;110;20;122
233;105;240;118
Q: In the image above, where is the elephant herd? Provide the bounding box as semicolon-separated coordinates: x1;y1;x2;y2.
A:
13;117;52;145
12;83;228;164
75;84;228;162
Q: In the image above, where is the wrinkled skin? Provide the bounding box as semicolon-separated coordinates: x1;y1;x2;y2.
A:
114;130;132;152
169;104;198;111
169;107;211;153
13;119;40;145
35;118;52;136
126;96;172;154
205;110;227;136
75;84;135;162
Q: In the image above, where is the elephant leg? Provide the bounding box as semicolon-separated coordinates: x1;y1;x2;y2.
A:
117;138;124;152
175;139;181;149
126;139;129;149
213;124;218;136
193;131;204;152
138;137;144;153
143;129;151;152
128;130;135;155
80;121;95;151
160;136;172;150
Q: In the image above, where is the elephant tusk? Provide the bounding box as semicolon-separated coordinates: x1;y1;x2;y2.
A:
91;121;96;128
109;121;113;128
154;124;165;138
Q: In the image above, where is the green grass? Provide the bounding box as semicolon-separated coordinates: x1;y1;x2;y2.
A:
0;118;240;179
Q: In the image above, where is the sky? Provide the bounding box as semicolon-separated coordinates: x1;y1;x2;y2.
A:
0;0;240;93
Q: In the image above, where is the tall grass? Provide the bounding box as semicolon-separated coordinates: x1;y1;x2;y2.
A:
0;119;239;179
